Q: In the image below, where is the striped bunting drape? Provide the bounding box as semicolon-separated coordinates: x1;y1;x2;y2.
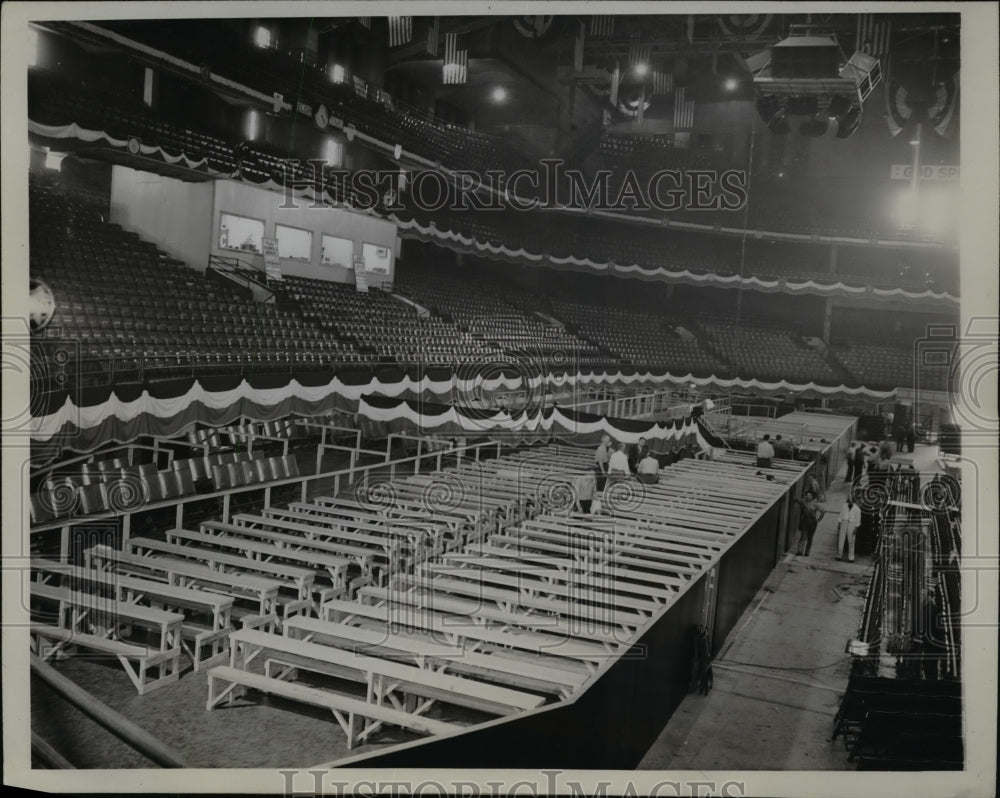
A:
443;32;468;85
426;17;440;56
388;16;412;47
627;41;652;69
590;15;614;37
674;86;695;129
857;14;891;58
651;63;673;96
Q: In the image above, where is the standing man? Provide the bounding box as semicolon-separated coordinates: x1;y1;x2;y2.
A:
607;441;631;484
836;495;862;562
852;443;867;486
905;422;918;454
756;434;774;468
845;441;857;483
792;491;825;557
594;434;612;491
574;468;598;515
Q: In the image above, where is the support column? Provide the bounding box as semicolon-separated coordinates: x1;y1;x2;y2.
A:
823;297;833;342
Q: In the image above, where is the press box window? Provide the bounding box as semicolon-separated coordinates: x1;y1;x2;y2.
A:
275;224;312;261
219;213;264;254
321;234;353;268
362;242;392;273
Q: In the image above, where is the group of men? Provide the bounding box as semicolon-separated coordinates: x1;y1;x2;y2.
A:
574;434;694;514
755;433;794;468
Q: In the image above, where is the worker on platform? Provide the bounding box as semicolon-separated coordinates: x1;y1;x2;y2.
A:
756;434;774;468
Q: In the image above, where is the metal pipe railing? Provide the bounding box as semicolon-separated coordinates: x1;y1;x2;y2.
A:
30;654;188;768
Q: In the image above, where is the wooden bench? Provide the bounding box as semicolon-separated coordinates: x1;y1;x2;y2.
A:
202;519;364;576
310;495;478;547
168;526;351;587
398;571;643;638
127;536;316;600
230;514;378;573
473;543;679;599
261;507;442;553
284;615;584;699
356;586;610;669
86;543;286;617
424;559;662;614
33;558;233;671
383;575;631;646
229;628;545;716
30;583;183;694
489;532;693;584
206;665;461;749
517;522;707;575
289;501;459;551
529;515;722;555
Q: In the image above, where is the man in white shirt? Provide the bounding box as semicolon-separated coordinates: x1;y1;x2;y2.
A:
836;495;862;562
607;442;631;483
756;434;775;468
574;469;597;514
637;452;660;484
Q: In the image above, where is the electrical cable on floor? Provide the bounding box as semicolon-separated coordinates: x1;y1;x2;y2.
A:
714;655;852;672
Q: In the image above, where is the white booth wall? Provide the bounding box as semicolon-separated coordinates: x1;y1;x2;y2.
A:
109;169;398;286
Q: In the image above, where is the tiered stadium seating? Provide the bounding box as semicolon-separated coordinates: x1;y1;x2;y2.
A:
393;270;611;369
696;314;838;384
282;276;497;366
30;172;358;386
551;300;726;377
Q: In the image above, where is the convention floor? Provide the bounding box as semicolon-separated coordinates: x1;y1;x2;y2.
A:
639;443;942;771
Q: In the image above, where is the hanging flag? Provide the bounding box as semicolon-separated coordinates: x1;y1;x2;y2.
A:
885;79;912;137
857;14;891;58
627;40;652;69
609;63;621;107
651;62;673;96
929;71;960;137
590;15;614;37
357;18;371;29
273;92;283;113
674;86;695;129
573;21;585;72
512;16;554;38
716;15;773;39
443;32;468;85
142;66;158;108
388;16;413;47
426;17;440;56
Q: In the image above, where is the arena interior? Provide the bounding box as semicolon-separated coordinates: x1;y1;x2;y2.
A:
15;10;976;776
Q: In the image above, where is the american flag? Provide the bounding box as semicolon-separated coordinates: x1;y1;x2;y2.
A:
443;33;468;85
357;18;371;29
651;64;673;96
857;14;891;58
674;86;695;130
573;21;585;72
426;17;440;56
590;15;614;37
388;17;412;48
628;41;652;69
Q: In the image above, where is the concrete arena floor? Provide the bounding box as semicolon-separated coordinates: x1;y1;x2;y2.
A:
639;442;943;770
